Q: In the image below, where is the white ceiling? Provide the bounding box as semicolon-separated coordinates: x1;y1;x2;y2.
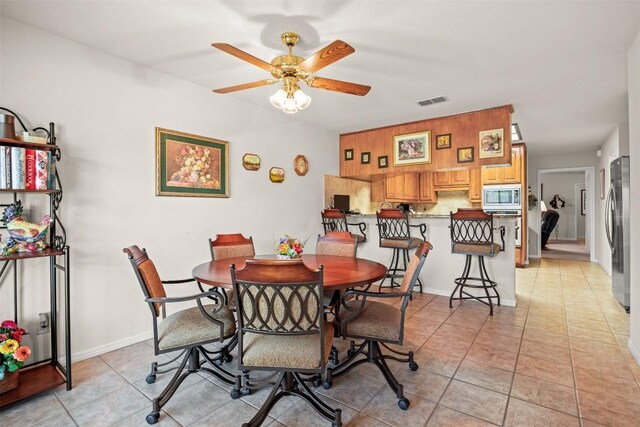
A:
3;1;640;154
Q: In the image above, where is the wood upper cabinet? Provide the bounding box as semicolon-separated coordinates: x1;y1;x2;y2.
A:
481;145;523;184
370;180;385;202
385;173;418;202
433;170;470;188
419;172;437;203
468;168;482;202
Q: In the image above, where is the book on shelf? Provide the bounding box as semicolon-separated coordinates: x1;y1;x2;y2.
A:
0;145;55;190
11;147;25;190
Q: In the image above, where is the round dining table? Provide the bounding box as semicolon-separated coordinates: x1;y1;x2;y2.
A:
192;254;387;291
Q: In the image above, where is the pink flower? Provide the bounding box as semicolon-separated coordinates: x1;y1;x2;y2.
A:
13;346;31;362
0;334;6;341
1;320;17;329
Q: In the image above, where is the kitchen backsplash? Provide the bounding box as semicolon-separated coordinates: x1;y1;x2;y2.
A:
324;176;480;215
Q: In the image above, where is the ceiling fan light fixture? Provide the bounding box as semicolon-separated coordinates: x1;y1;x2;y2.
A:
282;97;299;114
269;89;287;109
293;89;311;110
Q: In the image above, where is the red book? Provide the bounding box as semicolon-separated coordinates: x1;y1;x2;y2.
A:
25;149;36;190
35;150;48;190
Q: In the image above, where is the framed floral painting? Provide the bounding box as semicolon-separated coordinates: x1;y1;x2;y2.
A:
156;128;229;197
393;131;431;166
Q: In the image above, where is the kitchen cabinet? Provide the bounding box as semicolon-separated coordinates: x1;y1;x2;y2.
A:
481;145;523;184
419;172;437;203
468;168;482;202
370;179;385;202
384;173;418;202
433;170;470;189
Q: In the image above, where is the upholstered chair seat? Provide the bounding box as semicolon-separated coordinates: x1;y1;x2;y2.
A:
380;237;424;249
452;242;502;256
158;305;236;351
341;301;401;342
241;322;334;369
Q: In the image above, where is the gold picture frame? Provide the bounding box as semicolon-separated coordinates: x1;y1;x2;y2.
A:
155;127;229;197
393;131;431;166
478;128;504;159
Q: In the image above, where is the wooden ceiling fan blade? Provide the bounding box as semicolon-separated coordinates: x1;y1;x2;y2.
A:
308;77;371;96
211;43;277;73
212;80;276;94
298;40;355;73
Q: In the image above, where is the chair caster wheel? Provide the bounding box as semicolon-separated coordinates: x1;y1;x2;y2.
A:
230;388;241;399
322;380;333;390
213;358;223;366
145;373;156;384
146;412;160;424
398;398;410;410
224;354;233;363
312;376;322;387
347;349;356;358
409;361;419;371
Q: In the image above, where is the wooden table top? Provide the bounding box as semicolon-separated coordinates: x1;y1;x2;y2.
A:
192;254;387;291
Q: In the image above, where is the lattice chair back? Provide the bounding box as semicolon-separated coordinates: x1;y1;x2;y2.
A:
231;259;329;372
209;233;255;260
316;231;357;257
321;209;349;233
376;208;411;242
450;209;499;256
124;245;167;317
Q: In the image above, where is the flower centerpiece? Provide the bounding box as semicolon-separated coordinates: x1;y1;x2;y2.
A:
275;235;305;259
0;320;31;393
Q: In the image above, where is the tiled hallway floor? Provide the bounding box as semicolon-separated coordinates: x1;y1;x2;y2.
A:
2;259;639;426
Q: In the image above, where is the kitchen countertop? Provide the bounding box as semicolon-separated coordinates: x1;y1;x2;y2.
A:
347;213;521;219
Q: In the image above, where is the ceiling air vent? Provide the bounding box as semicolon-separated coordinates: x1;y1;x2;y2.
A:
417;96;448;107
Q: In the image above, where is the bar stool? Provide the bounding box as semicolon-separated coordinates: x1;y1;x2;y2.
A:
449;209;505;315
376;209;426;291
321;209;367;243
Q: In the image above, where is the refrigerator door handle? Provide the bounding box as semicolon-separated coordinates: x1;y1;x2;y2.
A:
611;184;618;254
605;186;614;251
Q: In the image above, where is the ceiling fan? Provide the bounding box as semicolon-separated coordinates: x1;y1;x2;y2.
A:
211;32;371;113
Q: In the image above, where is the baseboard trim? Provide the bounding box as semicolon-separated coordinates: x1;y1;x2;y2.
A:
628;338;640;366
422;286;516;307
71;330;152;362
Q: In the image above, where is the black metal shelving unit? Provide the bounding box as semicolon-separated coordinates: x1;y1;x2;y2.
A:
0;108;71;407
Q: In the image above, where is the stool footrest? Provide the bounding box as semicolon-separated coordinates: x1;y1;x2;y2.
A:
453;277;498;289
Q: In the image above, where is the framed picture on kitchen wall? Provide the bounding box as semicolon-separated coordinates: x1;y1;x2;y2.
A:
435;133;451;149
478;128;504;159
155;127;229;197
581;189;586;215
393;131;431;166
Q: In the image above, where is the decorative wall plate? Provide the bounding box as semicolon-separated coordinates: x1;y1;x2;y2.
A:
294;155;308;176
269;167;285;183
242;153;261;171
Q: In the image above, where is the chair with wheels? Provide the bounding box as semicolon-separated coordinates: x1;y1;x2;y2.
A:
323;241;432;410
376;208;426;291
448;208;504;315
123;245;236;424
321;209;367;244
209;233;255;261
231;258;342;427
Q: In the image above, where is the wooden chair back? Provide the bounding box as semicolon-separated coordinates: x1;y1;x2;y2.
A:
316;231;357;257
209;233;255;260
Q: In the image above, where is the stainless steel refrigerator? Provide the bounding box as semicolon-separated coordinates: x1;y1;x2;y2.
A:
605;156;630;312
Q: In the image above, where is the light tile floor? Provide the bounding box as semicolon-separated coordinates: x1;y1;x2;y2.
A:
2;258;640;426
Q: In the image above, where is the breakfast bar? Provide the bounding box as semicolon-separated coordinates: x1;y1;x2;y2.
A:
347;213;518;306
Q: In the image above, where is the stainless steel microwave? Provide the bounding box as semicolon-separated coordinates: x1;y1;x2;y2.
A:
482;184;521;210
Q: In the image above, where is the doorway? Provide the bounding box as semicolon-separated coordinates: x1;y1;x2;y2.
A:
537;167;596;262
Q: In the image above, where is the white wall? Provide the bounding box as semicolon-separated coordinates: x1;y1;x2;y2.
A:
540;172;585;240
0;18;338;360
628;29;640;364
527;151;597;258
575;183;586;239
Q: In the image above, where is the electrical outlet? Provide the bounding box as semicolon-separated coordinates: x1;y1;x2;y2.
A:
38;312;50;335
